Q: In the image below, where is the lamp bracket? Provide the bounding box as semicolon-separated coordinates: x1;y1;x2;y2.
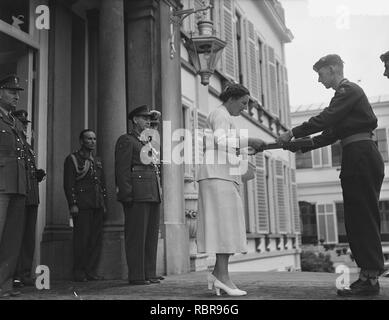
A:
170;5;213;26
169;4;213;59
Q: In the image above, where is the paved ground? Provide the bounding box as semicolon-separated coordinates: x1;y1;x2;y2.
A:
7;271;389;300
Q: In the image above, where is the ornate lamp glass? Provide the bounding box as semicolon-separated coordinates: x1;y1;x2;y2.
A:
183;20;226;86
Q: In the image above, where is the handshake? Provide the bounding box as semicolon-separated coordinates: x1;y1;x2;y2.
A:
247;131;314;155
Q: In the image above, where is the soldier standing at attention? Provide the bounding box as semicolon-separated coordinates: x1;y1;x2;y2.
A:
0;75;27;298
115;105;162;285
380;51;389;79
278;54;385;296
11;110;46;288
64;129;107;282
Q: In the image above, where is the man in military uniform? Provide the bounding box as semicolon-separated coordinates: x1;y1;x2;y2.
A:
278;54;385;296
115;105;162;285
380;51;389;79
64;129;107;282
0;75;27;297
11;110;46;288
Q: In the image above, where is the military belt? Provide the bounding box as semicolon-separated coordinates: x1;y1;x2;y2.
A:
340;132;373;148
131;165;155;172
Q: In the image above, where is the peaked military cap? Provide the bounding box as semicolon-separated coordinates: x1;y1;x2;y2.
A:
12;109;30;123
313;54;344;72
380;51;389;62
0;74;24;91
128;104;161;121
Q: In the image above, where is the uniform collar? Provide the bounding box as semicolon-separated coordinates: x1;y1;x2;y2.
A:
0;106;15;126
336;78;348;91
76;149;94;161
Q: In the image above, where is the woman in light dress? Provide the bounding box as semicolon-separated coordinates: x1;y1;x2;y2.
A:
196;83;265;296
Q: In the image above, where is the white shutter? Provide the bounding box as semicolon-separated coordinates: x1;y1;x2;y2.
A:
220;0;237;80
212;0;223;71
291;169;301;233
283;66;291;127
267;46;278;116
254;152;269;233
193;108;208;178
275;160;287;233
277;62;284;121
245;20;259;100
262;44;270;110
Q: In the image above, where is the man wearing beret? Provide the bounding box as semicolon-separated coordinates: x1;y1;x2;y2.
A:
0;75;28;297
64;129;107;282
115;105;163;285
380;51;389;79
11;110;46;288
278;54;385;296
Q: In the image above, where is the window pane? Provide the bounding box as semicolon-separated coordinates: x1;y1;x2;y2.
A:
313;149;321;167
380;200;389;233
322;147;329;166
296;150;312;169
331;142;342;167
325;204;333;213
336;202;346;237
326;214;337;243
374;129;388;162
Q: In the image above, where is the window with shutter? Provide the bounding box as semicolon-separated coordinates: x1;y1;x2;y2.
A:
267;46;278;116
335;202;346;242
296;150;312;169
312;148;321;167
283;66;291;127
291;169;301;233
235;12;244;84
257;39;265;106
183;105;193;177
379;200;389;234
331;142;342;167
321;146;330;167
373;128;388;162
212;0;223;71
276;61;284;120
316;203;338;244
254;152;269;233
181;0;195;32
262;44;270;110
275;160;287;233
220;0;237;80
193;109;208;179
245;20;259;100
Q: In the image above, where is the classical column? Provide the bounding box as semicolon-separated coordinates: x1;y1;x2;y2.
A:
41;0;74;280
125;0;190;275
159;1;190;275
97;0;128;279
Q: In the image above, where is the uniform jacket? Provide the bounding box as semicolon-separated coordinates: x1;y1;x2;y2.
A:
63;151;107;210
0;109;27;195
115;130;161;203
292;79;378;150
24;141;40;206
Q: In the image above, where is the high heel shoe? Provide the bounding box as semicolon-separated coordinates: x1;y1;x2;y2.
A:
207;273;217;290
208;274;247;296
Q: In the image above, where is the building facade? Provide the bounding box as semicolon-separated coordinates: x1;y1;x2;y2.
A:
291;96;389;247
0;0;300;280
180;0;301;272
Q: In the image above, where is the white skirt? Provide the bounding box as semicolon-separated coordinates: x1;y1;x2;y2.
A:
196;178;247;254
